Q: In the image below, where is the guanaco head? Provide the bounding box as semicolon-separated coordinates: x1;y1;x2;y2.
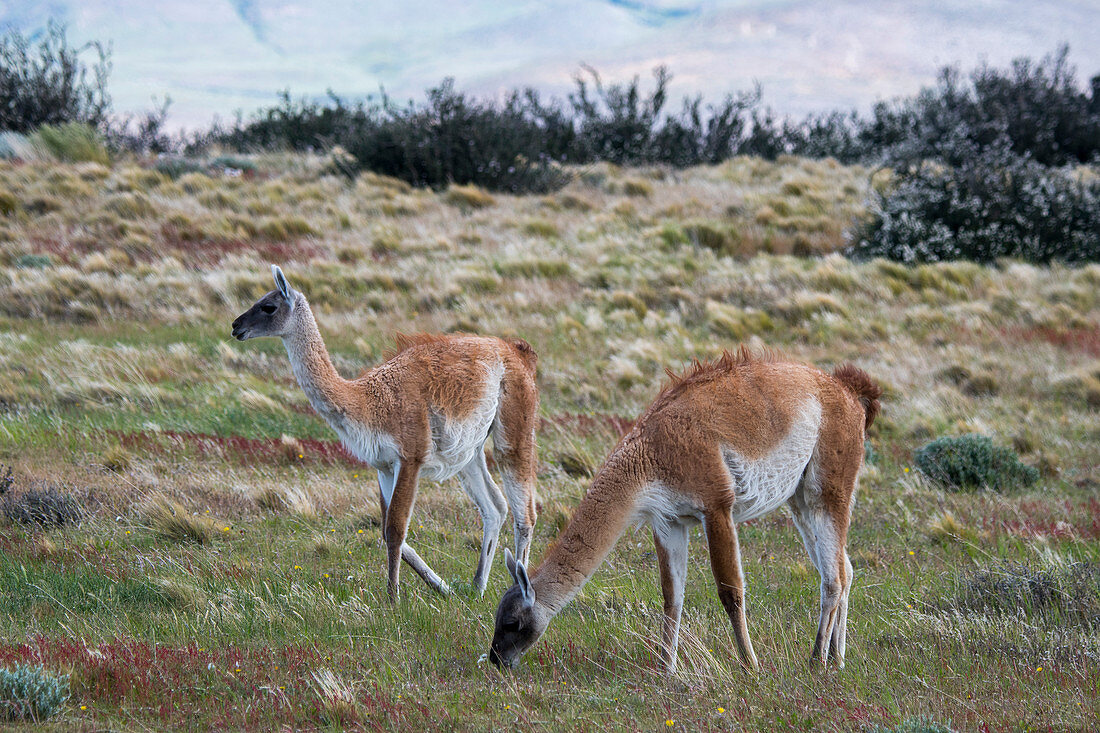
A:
232;265;300;341
488;549;548;669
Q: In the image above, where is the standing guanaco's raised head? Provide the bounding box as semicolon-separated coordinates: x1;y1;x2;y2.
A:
232;265;299;341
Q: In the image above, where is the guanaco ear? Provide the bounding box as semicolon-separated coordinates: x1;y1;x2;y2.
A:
505;548;519;582
271;264;296;304
505;548;534;605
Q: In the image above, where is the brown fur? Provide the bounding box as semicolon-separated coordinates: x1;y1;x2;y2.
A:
507;347;878;671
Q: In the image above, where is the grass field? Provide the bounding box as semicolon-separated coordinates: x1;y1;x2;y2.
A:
0;154;1098;731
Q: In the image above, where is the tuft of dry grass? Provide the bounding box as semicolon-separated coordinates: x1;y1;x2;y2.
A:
927;512;982;544
142;496;215;544
102;445;132;473
279;435;305;464
254;486;315;518
153;577;208;610
622;178;653;197
311;534;336;558
444;184;495;210
523;218;560;239
310;668;359;726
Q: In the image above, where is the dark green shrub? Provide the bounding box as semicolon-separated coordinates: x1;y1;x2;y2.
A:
0;467;86;528
0;21;110;132
849;146;1100;264
14;254;51;269
202;68;769;189
154;156;206;179
193;49;1099;194
914;434;1039;491
205;89;366;153
0;663;70;722
210;155;258;174
104;97;174;154
739;47;1100;166
569;65;758;166
345;81;571;193
867;47;1100;169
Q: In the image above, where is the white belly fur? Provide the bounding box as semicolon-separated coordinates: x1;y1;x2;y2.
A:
724;399;822;522
633;399;824;532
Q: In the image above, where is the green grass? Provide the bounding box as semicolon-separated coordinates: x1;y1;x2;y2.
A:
0;155;1097;730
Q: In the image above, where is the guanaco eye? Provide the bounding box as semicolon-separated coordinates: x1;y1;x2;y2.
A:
501;620;520;633
261;304;277;314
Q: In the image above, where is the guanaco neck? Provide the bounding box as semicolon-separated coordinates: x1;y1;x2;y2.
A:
282;296;350;422
531;440;651;615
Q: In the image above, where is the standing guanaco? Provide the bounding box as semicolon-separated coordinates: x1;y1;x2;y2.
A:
233;266;539;599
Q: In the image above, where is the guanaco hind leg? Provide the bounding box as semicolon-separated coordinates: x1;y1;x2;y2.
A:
788;474;853;667
652;521;689;672
828;552;854;664
492;380;538;566
457;448;508;596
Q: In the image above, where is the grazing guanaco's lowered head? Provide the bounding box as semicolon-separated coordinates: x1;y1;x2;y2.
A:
232;265;300;341
489;549;549;669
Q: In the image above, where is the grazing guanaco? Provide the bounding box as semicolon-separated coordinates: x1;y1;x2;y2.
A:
488;347;880;672
232;266;539;599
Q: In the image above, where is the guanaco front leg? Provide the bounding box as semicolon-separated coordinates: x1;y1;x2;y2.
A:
704;509;760;671
652;521;689;673
379;460;449;599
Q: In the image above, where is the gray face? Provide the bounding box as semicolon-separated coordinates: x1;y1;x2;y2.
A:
488;584;546;669
231;289;293;340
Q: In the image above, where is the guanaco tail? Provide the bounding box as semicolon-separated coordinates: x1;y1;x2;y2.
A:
489;347;880;671
232;265;539;599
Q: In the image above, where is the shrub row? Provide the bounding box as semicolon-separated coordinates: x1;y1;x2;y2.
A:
3;21;1098;261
